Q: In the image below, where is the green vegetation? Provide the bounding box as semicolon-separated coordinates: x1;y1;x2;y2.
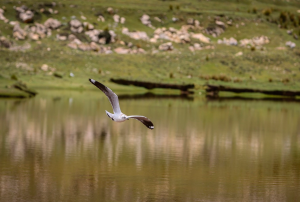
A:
0;0;300;95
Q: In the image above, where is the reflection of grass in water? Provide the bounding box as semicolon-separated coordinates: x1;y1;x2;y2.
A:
0;93;300;200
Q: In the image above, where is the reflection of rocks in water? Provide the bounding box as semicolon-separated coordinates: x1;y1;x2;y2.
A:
1;95;300;201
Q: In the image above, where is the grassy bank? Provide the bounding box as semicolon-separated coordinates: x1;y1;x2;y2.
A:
1;0;300;95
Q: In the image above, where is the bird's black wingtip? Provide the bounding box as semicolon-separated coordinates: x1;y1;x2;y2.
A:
89;78;96;84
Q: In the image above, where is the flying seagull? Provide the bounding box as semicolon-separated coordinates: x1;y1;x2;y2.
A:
89;79;154;129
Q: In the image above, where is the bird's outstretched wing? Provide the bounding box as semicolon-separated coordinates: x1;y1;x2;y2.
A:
89;79;121;114
127;115;154;129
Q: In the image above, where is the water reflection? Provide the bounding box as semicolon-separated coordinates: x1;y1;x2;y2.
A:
0;92;300;201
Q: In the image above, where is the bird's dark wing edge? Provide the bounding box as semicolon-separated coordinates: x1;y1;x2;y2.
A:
127;115;154;130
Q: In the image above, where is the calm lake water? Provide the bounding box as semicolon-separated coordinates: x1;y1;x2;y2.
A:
0;91;300;202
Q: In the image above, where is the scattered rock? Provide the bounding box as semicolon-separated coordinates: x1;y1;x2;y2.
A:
68;34;77;41
154;17;161;22
114;47;146;54
41;64;49;71
97;15;105;22
227;20;233;26
120;17;125;24
122;27;149;40
114;47;130;54
44;18;61;29
193;43;202;50
137;48;146;54
13;23;27;40
0;36;11;48
205;21;226;37
56;34;67;41
141;14;150;25
215;20;226;29
186;18;200;27
159;42;173;51
74;39;82;45
113;14;120;23
191;33;210;43
107;7;114;14
85;29;101;42
189;43;202;52
18;9;34;23
68;42;78;49
108;30;117;43
286;41;296;49
240;36;269;47
287;29;293;35
29;33;39;40
0;8;8;23
98;37;106;44
235;51;243;57
78;43;91;51
217;37;238;46
140;14;154;28
83;22;94;30
187;18;194;25
151;27;192;44
90;42;100;51
70;19;83;33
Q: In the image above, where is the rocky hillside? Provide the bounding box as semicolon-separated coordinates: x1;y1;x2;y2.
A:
0;0;300;92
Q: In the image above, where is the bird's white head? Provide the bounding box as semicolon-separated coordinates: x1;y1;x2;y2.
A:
90;79;95;83
121;114;128;120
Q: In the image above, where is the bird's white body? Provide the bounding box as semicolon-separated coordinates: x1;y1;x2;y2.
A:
105;110;128;122
89;79;154;129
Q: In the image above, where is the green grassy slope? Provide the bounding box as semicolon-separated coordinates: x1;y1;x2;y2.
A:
0;0;300;94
